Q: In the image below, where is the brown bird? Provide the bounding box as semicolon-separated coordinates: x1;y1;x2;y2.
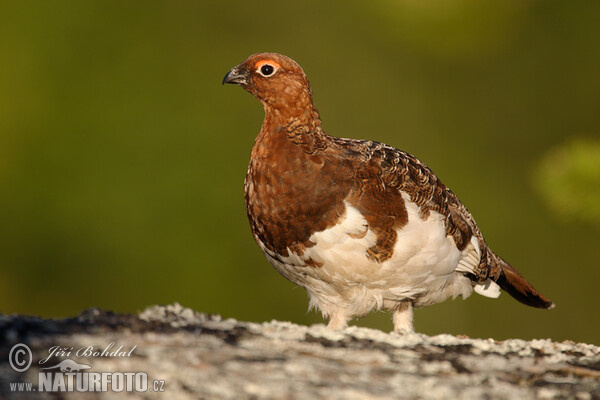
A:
223;53;554;333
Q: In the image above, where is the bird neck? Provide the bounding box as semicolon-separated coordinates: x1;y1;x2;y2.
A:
257;103;328;156
262;100;322;132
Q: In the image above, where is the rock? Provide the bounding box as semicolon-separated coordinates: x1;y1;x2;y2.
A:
0;303;598;399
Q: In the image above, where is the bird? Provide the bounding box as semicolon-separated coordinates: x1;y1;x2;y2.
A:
222;53;554;333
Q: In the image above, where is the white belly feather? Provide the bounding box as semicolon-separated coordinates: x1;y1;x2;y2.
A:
258;193;500;319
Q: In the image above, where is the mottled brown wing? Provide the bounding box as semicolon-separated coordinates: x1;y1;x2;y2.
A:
333;137;489;271
333;138;554;308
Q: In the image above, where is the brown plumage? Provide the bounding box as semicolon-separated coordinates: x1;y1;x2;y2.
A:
223;53;554;333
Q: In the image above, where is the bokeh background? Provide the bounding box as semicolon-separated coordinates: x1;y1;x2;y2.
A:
1;1;598;344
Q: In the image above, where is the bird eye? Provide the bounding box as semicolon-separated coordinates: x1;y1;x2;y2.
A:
258;64;275;77
255;60;281;77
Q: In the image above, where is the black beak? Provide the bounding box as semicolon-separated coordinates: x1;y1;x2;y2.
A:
222;67;247;85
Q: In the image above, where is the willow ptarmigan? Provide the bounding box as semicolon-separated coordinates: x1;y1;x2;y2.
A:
223;53;554;333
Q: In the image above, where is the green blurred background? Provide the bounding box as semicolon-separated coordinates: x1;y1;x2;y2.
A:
0;1;598;343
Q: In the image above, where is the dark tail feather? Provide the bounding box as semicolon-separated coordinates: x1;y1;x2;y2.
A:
492;255;555;309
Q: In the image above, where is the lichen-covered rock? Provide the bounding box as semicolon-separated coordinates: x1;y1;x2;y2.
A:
1;304;598;399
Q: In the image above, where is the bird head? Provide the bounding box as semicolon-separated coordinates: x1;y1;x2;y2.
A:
223;53;315;114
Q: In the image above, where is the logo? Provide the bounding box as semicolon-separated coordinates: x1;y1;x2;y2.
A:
39;359;91;372
7;342;165;394
9;344;33;373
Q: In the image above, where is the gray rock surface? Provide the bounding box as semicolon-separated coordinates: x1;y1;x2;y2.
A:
1;303;598;399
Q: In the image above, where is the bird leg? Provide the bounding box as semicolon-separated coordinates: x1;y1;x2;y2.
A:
327;311;349;330
393;301;414;334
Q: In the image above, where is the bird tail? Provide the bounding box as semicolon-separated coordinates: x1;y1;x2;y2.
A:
491;254;555;309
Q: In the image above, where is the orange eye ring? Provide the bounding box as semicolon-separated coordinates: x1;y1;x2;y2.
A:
255;60;280;77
